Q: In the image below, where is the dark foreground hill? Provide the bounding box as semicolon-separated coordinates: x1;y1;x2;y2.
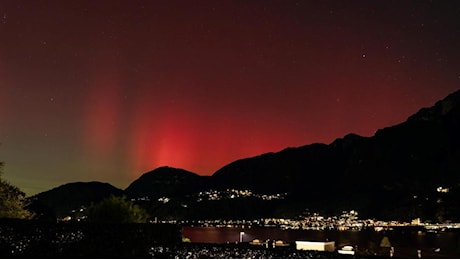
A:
30;182;124;218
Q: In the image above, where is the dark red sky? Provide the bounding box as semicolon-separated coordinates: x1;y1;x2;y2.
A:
1;0;459;195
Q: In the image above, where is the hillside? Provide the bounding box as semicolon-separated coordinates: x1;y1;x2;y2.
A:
125;166;211;199
30;182;124;218
211;90;460;220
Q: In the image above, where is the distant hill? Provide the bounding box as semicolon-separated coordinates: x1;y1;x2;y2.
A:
125;166;211;199
30;182;124;218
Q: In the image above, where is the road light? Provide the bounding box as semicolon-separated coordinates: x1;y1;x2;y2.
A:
239;231;245;243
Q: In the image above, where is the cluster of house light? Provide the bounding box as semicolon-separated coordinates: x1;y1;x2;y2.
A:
436;186;449;193
131;189;288;205
0;226;85;254
62;186;454;224
195;189;287;202
164;210;431;231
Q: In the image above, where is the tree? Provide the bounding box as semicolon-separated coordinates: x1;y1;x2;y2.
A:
87;195;149;223
0;162;33;219
380;236;391;248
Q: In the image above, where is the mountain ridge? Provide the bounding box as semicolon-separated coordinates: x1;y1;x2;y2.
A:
29;89;460;221
125;166;211;199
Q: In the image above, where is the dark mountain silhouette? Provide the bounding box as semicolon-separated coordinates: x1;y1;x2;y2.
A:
125;166;211;199
211;89;460;220
28;90;460;221
30;182;124;218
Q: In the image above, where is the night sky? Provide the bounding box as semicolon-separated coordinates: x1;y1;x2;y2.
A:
1;0;459;196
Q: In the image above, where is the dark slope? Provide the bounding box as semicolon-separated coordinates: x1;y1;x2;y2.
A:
125;166;211;199
30;182;124;218
212;90;460;220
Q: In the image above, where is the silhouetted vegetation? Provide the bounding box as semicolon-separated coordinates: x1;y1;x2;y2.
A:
87;195;149;223
0;161;33;219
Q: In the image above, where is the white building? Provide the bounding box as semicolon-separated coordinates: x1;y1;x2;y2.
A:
295;241;335;252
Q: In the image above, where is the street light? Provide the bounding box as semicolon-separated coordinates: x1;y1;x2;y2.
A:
239;231;245;243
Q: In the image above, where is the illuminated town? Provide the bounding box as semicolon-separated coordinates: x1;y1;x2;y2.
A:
60;188;460;232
